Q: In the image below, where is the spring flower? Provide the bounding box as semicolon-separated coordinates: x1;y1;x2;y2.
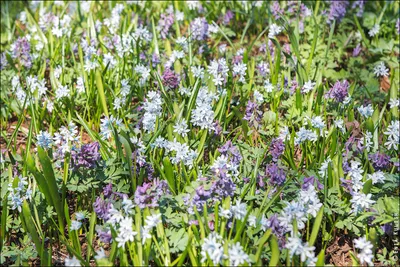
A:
228;242;251;266
145;213;162;229
327;1;348;24
231;200;247;221
191;17;209;41
383;120;399;150
191;87;215;130
94;248;106;260
354;237;374;266
311;116;325;129
70;220;82;231
75;212;86;221
115;217;138;248
264;79;274;93
162;68;180;89
388;98;399;109
243;100;262;129
358;104;374;118
71;142;100;169
373;62;389;77
368;24;380;37
201;233;226;264
301;80;316;94
55;85;70;100
286;237;316;263
173;119;190;137
248;215;257;227
268;23;283;38
37;131;53;149
121;196;135;215
367;171;386;184
295;127;318;145
269;138;285;161
326;80;349;102
10;37;32;68
369;152;390;170
65;255;81;267
351;192;375;214
191;65;204;79
353;44;362;57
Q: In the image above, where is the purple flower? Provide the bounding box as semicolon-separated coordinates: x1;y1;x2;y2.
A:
103;183;113;198
381;223;393;235
0;52;8;70
190;17;209;41
223;10;234;25
325;80;349;102
212;121;223;136
218;141;242;165
303;176;324;191
396;19;400;34
352;0;366;17
243;101;263;129
271;1;283;19
340;178;353;194
93;197;112;220
162;68;180;90
353;44;362;57
134;179;170;209
11;37;32;68
210;175;236;200
152;53;160;66
192;185;212;212
265;163;286;186
158;12;174;39
96;227;112;243
327;1;349;24
71;142;101;170
269;138;285;162
369;152;391;170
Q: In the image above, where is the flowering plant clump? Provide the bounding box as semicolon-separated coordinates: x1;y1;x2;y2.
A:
0;1;399;266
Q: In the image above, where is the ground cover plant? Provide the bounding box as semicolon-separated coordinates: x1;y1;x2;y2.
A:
0;1;399;266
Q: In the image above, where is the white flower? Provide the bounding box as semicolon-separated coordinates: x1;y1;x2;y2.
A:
70;220;82;231
116;217;137;248
219;208;232;219
311;116;325;130
268;23;283;38
368;24;380;37
388;98;399;109
295;127;318;145
367;171;386;184
248;215;257;227
231;200;247;221
94;248;106;260
143;91;163;132
373;62;389;77
302;80;316;94
191;87;215;130
334;119;346;133
264;79;274;93
201;233;226;264
173;119;190;137
351;192;375;214
37;131;53;149
55;85;70;100
75;212;85;221
228;242;251;266
145;213;162;229
286;237;316;263
254;90;264;104
384;120;399;150
354;237;374;266
191;65;204;79
360;131;373;152
65;256;81;267
122;196;135;215
357;104;374;118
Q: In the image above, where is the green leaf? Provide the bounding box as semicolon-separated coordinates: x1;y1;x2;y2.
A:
309;207;324;246
269;235;280;267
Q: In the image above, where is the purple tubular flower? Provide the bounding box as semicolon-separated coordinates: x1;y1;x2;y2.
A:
353;44;362;57
340;178;353;194
269;138;285;162
210;174;236;200
303;176;324;191
162;68;180;90
192;185;212;212
243;101;263;129
11;37;32;68
158;13;174;39
190;17;209;41
369;152;391;170
325;80;349;102
327;1;349;24
212;121;223;136
134;179;170;209
223;10;234;25
381;223;393;235
152;53;160;66
0;52;8;70
265;163;286;186
271;1;283;19
103;183;113;198
71;142;101;169
93;197;111;220
397;19;400;34
352;0;366;17
218;141;242;165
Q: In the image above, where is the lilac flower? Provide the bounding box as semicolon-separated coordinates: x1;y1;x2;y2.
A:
96;226;112;243
191;185;213;212
271;1;283;19
327;1;349;24
269;138;285;162
352;0;366;17
190;17;209;41
210;174;236;200
71;142;101;169
10;37;32;68
353;44;362;57
0;52;8;70
223;10;234;25
134;179;170;209
325;80;349;102
93;197;112;220
103;183;113;198
369;152;391;170
212;121;223;136
243;101;262;129
265;163;286;186
158;12;174;39
152;53;160;65
381;223;393;235
162;68;180;89
218;141;242;165
303;176;324;191
397;19;400;34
